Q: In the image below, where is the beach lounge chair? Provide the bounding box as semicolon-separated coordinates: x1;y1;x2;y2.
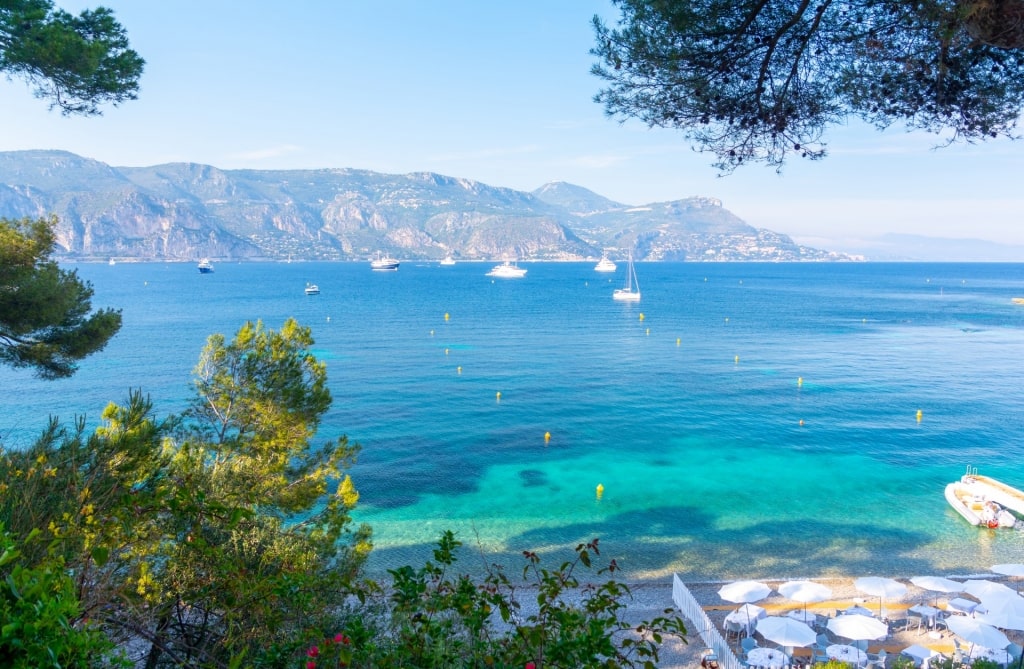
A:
726;620;746;642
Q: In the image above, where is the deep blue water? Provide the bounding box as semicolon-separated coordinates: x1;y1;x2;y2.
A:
3;261;1024;581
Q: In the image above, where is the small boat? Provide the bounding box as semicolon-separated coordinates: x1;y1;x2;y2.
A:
946;481;1016;528
370;252;400;270
956;466;1024;517
304;282;320;295
594;255;616;272
108;257;116;266
612;253;640;301
486;260;527;278
197;258;214;274
440;255;456;266
1013;297;1024;305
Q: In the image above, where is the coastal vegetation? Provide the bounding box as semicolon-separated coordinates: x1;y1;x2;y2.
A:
0;215;122;378
0;316;688;667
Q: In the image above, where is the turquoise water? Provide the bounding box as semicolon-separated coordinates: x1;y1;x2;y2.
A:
3;261;1024;580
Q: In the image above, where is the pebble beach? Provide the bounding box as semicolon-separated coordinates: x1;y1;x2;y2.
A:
598;574;1024;668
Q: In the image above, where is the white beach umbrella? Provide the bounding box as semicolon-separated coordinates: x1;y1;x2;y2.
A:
778;580;833;616
855;576;908;616
946;615;1011;651
910;576;964;594
975;595;1024;631
756;616;818;648
992;564;1024;592
719;581;773;633
827;614;890;641
964;579;1019;602
993;564;1024;577
910;575;964;605
718;580;773;604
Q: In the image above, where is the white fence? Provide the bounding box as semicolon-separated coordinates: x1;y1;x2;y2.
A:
673;573;743;669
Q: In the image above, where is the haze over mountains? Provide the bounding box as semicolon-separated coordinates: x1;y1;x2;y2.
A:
0;150;856;263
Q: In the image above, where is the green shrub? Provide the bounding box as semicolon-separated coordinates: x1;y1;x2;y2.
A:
0;525;124;668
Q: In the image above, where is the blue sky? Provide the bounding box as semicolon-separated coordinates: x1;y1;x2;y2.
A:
1;1;1022;250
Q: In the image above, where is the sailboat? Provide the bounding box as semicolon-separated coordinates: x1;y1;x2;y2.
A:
612;253;640;301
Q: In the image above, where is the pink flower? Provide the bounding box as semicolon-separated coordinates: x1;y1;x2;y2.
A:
307;645;319;657
306;662;315;669
526;663;536;669
334;633;350;644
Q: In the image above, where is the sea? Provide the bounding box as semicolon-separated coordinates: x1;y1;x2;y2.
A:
3;260;1024;583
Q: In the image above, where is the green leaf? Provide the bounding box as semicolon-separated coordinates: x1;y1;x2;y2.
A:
90;545;109;567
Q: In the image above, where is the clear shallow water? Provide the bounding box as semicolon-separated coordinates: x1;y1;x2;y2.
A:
3;261;1024;580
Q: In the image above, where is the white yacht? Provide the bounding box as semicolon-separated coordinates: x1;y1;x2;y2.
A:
486;260;527;278
594;256;616;272
370;252;400;270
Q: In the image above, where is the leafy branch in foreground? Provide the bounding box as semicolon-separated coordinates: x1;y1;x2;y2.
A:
0;215;122;379
321;532;687;668
0;0;144;114
591;0;1024;172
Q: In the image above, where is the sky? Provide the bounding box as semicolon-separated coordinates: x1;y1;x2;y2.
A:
1;1;1023;251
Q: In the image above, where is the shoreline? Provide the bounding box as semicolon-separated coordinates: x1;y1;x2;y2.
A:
539;573;1024;668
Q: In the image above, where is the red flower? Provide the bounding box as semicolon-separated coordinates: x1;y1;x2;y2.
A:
526;663;536;669
334;633;350;644
306;662;315;669
307;645;319;658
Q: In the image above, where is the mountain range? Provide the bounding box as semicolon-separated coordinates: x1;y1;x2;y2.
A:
0;150;854;263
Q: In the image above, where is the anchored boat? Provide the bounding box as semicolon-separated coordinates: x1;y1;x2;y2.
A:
946;466;1023;528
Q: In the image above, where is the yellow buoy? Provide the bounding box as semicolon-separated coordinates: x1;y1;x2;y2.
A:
676;338;681;346
596;483;604;500
797;377;803;387
639;313;645;321
646;328;650;335
544;431;551;444
734;355;739;364
496;391;501;402
457;366;462;375
445;348;449;355
444;312;450;321
799;419;805;427
916;409;923;422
